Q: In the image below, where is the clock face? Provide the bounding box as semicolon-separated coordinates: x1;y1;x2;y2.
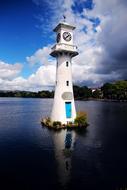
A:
63;32;71;41
57;33;60;43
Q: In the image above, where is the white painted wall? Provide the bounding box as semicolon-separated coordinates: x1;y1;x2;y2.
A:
51;53;76;124
51;22;78;124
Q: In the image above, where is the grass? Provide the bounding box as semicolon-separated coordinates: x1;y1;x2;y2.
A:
41;111;89;131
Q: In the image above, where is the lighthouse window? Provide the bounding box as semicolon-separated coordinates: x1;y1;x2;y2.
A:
66;61;69;67
66;81;69;86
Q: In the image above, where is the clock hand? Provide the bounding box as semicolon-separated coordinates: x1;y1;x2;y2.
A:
66;34;70;39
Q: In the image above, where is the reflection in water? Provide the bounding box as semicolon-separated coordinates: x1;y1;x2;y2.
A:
1;99;127;189
52;129;76;187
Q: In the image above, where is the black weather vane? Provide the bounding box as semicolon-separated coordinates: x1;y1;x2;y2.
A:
63;15;66;22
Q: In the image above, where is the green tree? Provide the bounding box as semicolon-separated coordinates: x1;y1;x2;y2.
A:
101;80;127;100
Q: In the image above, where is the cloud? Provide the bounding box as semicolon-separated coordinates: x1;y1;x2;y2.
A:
26;45;52;65
27;64;56;90
0;65;56;91
91;0;127;81
24;0;127;88
0;61;22;79
1;0;127;91
68;0;127;86
31;0;103;88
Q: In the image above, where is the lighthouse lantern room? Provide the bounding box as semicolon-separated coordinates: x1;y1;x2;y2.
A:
50;21;78;124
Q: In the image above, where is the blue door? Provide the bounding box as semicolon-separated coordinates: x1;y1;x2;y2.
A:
65;102;72;118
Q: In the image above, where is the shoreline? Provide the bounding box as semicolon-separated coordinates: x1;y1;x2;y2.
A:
75;98;127;102
0;96;127;102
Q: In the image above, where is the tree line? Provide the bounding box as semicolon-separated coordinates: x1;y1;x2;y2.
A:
0;90;54;98
0;80;127;100
101;80;127;100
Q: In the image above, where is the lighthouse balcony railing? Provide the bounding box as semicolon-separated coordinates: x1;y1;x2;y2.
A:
51;43;78;52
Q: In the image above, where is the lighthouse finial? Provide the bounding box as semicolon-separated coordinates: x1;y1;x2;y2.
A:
63;15;66;22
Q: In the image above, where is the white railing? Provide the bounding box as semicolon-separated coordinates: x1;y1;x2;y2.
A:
51;43;78;52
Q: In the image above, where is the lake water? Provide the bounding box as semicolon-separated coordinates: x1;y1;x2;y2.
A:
0;98;127;190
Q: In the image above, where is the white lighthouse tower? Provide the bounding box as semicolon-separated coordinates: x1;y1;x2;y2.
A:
50;21;78;124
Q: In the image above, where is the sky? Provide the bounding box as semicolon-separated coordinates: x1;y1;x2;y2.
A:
0;0;127;91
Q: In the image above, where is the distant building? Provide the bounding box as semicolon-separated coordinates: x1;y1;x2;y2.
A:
91;87;101;92
91;88;97;93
